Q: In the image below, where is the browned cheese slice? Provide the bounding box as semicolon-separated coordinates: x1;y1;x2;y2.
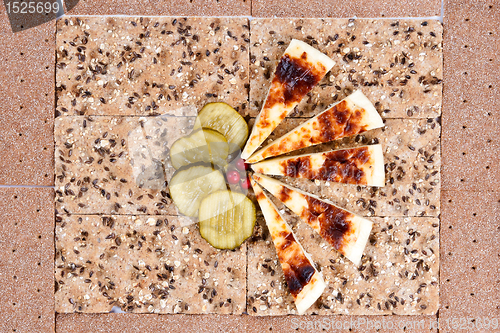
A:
251;145;385;187
251;177;325;314
253;174;373;266
241;39;335;160
247;90;384;163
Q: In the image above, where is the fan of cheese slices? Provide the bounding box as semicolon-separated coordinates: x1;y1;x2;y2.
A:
244;39;386;314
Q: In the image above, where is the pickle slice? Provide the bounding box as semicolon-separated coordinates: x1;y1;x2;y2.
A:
169;128;229;170
199;190;256;249
169;164;226;217
195;102;249;153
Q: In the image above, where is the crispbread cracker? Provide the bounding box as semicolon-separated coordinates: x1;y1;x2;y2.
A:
55;214;246;314
55;116;197;215
249;19;442;119
311;217;439;315
247;212;439;315
258;118;440;217
56;17;249;116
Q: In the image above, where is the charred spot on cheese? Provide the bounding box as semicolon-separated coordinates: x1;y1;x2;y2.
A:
315;103;368;143
283;260;316;297
277;184;293;203
277;232;316;297
280;147;370;184
317;149;366;183
305;196;354;251
277;231;295;251
255;190;266;201
282;157;311;178
264;54;325;109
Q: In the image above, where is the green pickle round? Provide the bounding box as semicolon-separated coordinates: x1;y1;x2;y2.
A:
198;190;256;249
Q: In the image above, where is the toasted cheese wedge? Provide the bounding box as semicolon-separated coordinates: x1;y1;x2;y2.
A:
253;174;372;266
247;90;384;163
241;39;335;160
251;177;326;314
251;145;385;187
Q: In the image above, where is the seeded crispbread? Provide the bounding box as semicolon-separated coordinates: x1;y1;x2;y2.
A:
249;18;442;119
55;116;198;215
309;216;439;315
141;111;197;166
247;207;439;315
55;214;246;314
56;17;249;116
257;118;440;218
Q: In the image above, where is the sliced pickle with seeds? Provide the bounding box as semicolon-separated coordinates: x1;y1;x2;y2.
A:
169;128;229;170
199;190;256;250
194;102;249;153
169;164;226;217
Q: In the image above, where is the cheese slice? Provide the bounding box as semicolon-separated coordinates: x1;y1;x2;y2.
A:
251;144;385;187
251;177;326;314
247;90;384;163
253;174;373;266
241;39;335;160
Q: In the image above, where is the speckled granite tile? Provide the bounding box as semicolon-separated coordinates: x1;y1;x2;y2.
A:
442;1;500;192
64;0;250;16
0;23;55;185
439;190;500;333
0;188;54;333
252;0;441;18
55;313;438;332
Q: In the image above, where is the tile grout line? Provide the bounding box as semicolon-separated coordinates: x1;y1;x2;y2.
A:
0;185;55;188
52;18;58;332
437;1;443;332
245;15;250;318
61;14;443;21
54;212;441;218
437;1;443;331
